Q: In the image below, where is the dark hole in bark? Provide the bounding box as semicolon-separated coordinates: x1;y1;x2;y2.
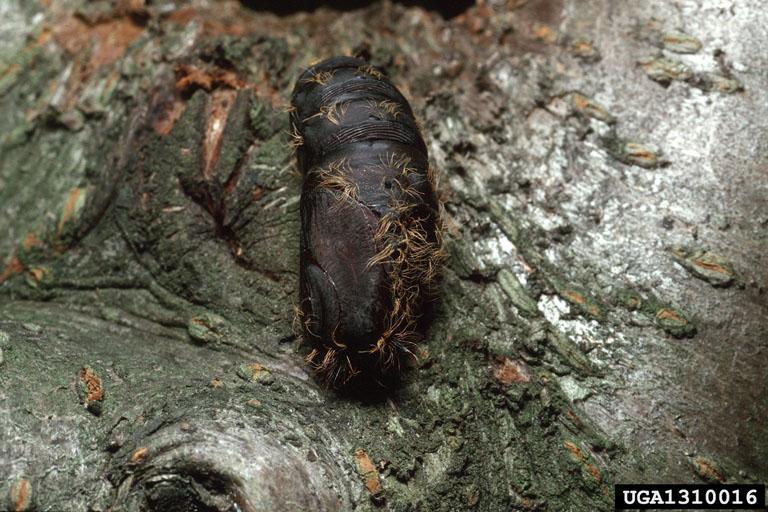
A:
144;484;220;512
140;468;242;512
240;0;475;19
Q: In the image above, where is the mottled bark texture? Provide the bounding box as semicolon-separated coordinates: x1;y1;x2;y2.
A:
1;1;766;511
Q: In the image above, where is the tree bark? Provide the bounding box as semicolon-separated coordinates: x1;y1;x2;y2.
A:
1;0;766;511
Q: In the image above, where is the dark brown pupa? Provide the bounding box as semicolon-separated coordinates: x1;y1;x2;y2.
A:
290;56;443;387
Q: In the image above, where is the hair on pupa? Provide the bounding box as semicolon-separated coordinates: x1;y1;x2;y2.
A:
290;56;444;388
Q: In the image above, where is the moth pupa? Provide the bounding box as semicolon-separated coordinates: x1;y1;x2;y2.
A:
290;56;443;387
